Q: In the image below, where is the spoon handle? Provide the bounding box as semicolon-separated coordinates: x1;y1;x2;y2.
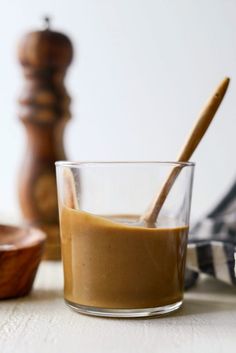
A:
177;77;230;161
142;77;230;225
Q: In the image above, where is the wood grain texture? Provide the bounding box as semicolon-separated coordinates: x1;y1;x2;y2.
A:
17;22;73;260
0;262;235;353
0;225;45;299
142;78;230;224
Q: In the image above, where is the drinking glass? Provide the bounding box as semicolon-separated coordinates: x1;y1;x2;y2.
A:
56;161;194;318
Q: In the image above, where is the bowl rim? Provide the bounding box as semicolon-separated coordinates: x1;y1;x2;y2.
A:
0;224;46;251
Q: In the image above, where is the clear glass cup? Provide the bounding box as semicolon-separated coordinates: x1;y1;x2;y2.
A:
56;161;195;318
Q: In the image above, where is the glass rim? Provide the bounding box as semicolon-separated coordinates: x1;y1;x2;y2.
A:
55;160;195;168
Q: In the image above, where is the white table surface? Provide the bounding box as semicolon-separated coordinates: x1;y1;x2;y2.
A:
0;261;236;353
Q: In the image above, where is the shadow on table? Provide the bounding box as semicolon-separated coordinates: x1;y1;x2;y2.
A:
27;288;63;302
116;297;235;322
188;276;236;295
171;298;233;318
136;278;236;321
0;289;63;304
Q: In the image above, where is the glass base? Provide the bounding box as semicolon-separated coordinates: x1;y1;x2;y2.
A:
65;299;182;318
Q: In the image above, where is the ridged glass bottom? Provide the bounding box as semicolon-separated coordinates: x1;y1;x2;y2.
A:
65;299;182;318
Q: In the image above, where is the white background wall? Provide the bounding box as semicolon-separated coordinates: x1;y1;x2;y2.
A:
0;0;235;223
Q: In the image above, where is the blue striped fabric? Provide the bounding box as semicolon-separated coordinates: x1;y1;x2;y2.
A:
185;180;236;288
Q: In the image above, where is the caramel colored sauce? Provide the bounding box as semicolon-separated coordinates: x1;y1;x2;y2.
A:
60;207;188;309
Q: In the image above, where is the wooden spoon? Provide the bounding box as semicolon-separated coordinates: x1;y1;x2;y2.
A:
141;77;230;225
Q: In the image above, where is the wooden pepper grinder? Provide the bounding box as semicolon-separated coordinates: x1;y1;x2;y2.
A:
18;17;73;260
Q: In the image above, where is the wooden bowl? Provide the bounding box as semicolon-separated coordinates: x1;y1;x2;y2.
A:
0;225;46;299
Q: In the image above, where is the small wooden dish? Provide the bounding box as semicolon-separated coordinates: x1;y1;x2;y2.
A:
0;224;46;299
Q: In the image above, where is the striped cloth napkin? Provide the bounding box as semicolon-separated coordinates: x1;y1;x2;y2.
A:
185;180;236;289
